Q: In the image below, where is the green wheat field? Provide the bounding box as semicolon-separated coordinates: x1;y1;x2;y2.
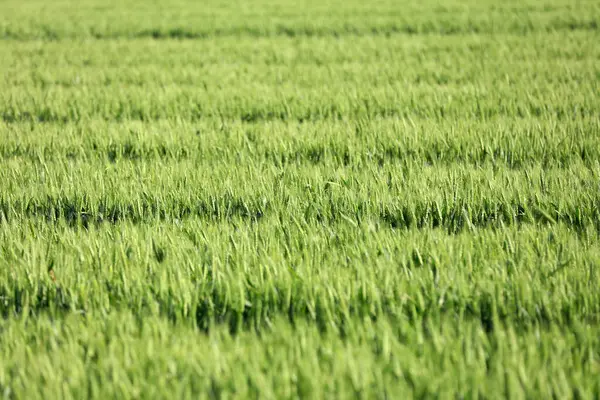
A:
1;0;599;398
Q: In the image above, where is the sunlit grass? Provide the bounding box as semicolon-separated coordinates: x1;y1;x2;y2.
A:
0;0;599;397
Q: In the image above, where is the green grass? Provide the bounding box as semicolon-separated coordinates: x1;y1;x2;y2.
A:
0;0;599;398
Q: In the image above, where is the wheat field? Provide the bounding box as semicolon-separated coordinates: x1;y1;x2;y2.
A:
0;0;599;398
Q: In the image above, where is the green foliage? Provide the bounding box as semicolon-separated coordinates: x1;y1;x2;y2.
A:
0;0;599;398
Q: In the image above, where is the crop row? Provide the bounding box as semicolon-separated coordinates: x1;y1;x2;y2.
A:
3;32;597;68
1;0;598;40
1;118;598;168
1;221;599;329
1;84;597;123
1;171;599;239
1;311;598;398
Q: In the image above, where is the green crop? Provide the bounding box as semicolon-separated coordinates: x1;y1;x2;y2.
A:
0;0;599;398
